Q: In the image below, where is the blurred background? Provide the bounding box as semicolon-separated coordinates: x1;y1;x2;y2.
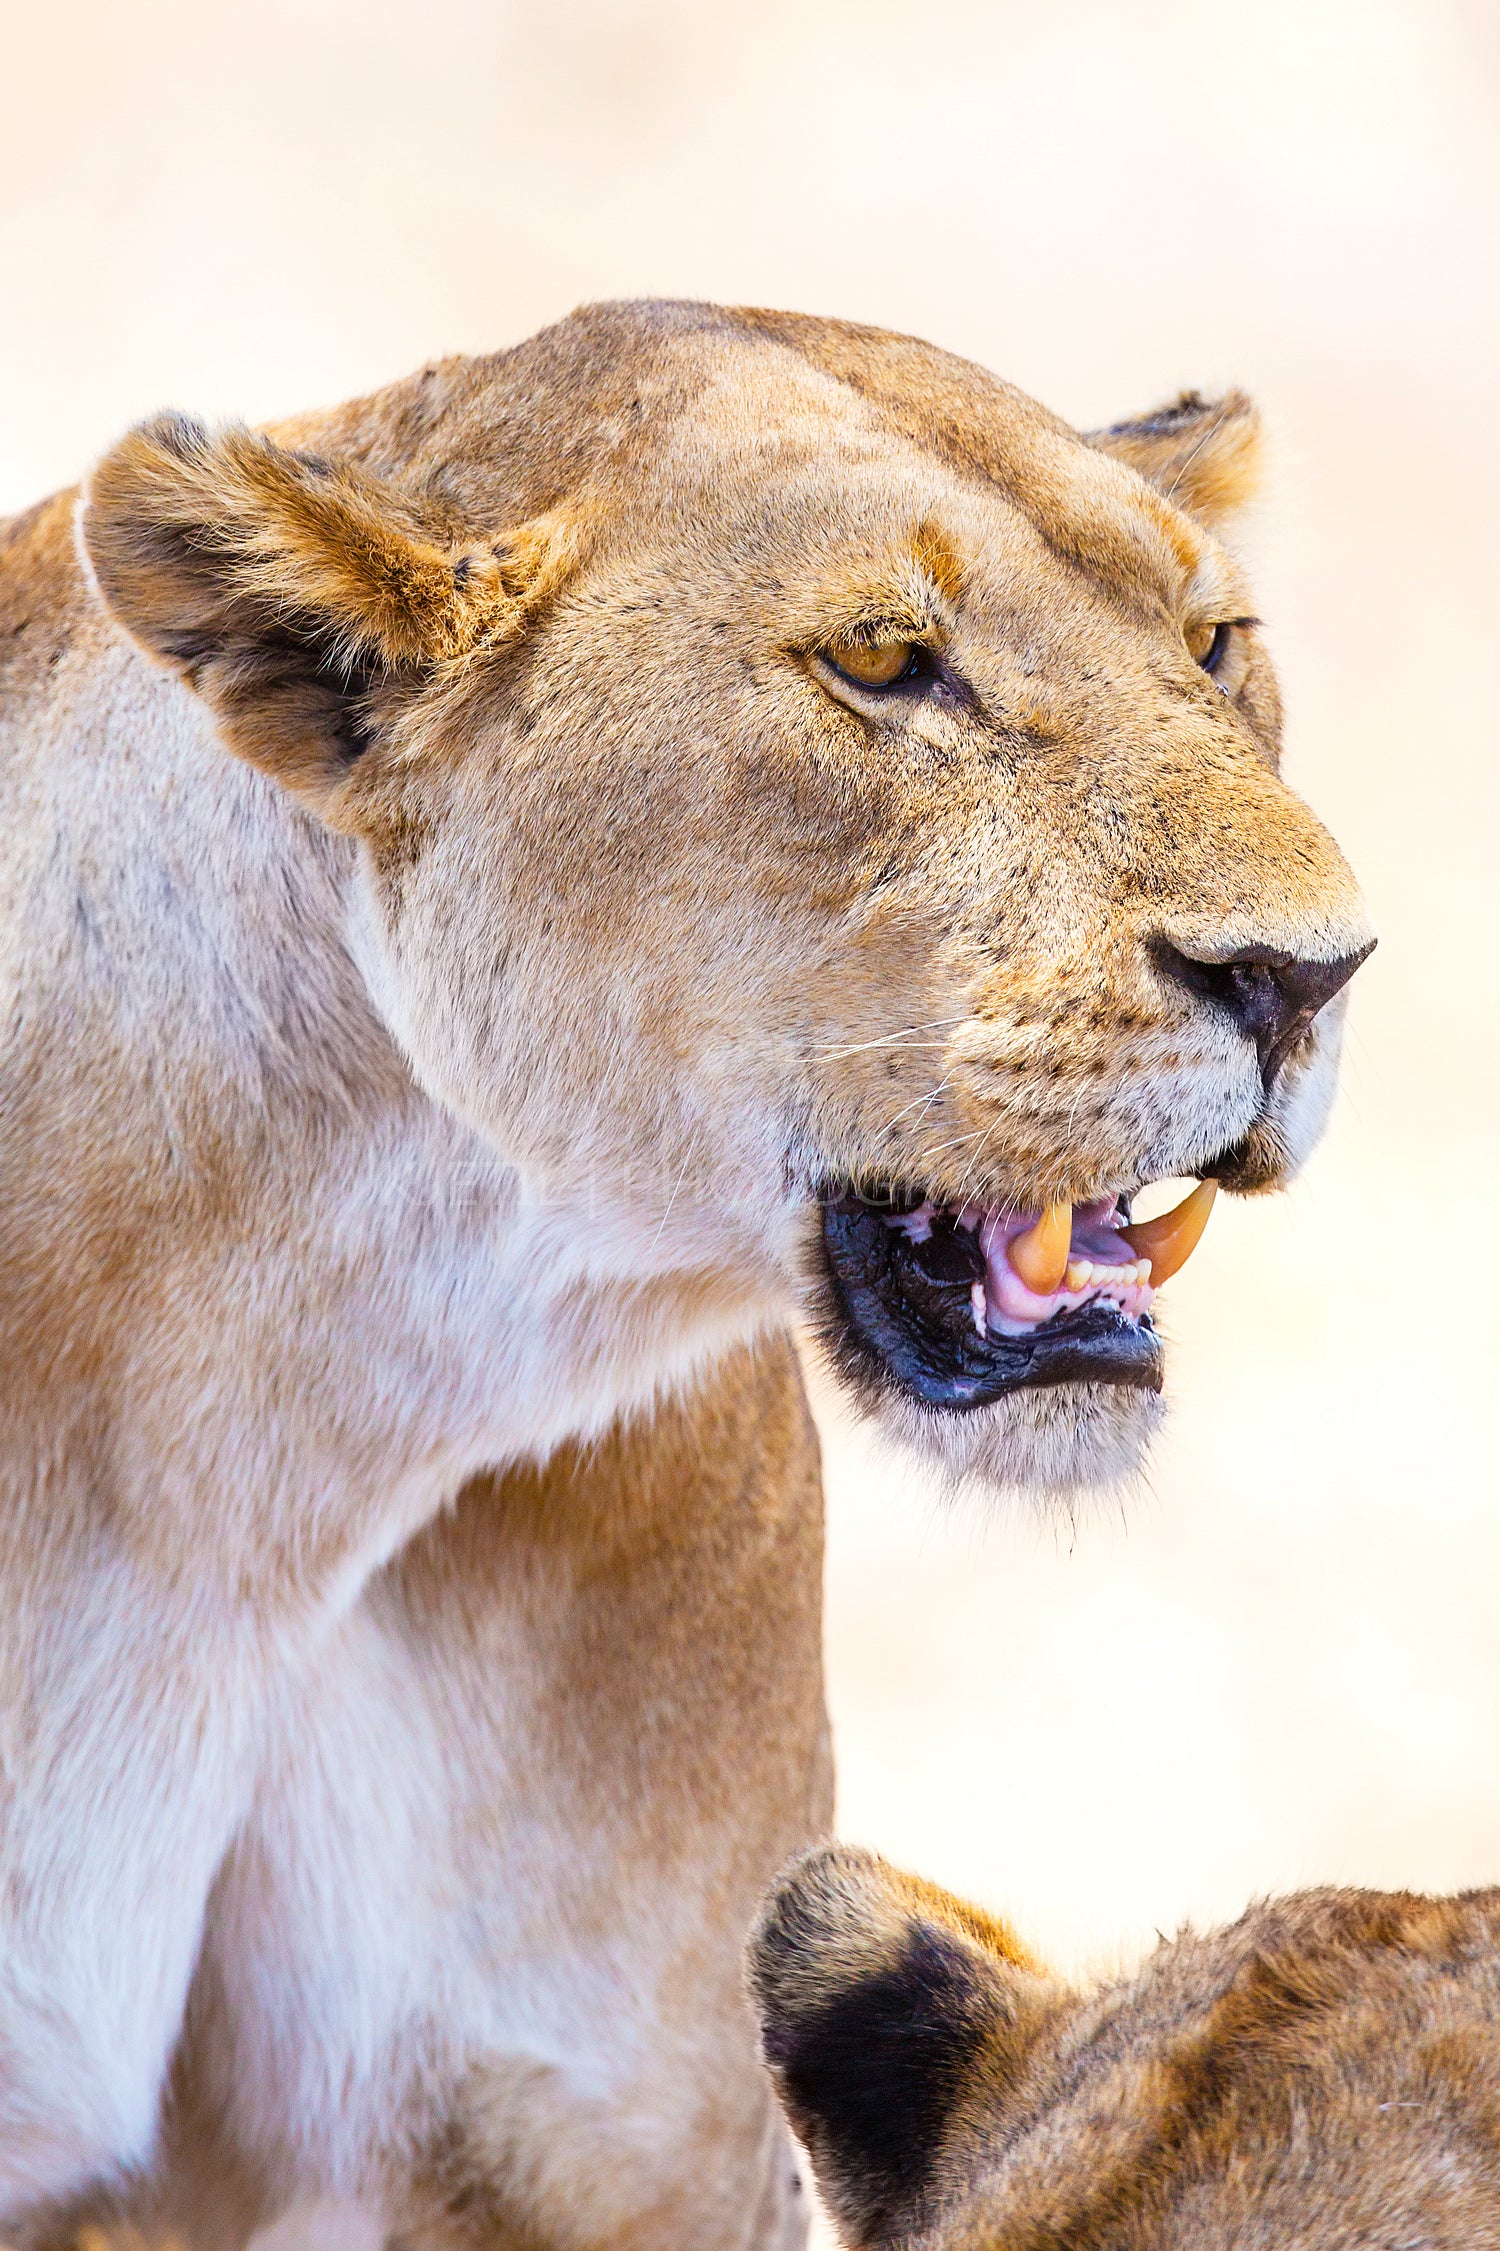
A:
5;0;1499;2236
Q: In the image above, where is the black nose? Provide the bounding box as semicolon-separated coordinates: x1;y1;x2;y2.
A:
1155;938;1375;1084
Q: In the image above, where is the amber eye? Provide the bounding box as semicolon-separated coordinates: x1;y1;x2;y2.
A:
826;639;922;691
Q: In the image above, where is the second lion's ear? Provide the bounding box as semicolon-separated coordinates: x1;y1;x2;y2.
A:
1088;389;1263;532
80;415;582;813
747;1846;1065;2247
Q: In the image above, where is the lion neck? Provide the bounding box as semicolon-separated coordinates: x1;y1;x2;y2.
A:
0;605;774;1618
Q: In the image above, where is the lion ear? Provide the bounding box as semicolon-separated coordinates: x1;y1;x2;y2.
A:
80;415;581;811
1088;389;1263;531
747;1846;1063;2247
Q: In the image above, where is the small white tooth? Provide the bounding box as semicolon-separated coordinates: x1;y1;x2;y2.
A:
1065;1259;1094;1290
971;1280;988;1338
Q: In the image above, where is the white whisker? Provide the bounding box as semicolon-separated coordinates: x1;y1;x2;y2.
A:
915;1127;991;1162
877;1073;956;1136
814;1015;970;1058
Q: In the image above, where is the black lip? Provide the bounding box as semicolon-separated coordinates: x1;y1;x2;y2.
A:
819;1193;1164;1412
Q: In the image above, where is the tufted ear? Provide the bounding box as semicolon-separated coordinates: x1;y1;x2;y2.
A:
747;1846;1064;2247
80;415;583;811
1088;389;1263;532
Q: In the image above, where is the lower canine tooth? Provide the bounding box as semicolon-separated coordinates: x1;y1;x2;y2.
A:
1120;1179;1218;1285
1008;1200;1072;1295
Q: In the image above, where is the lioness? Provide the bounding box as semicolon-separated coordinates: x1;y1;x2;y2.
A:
751;1846;1500;2248
0;301;1370;2246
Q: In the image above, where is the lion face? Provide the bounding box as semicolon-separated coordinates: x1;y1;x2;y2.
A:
81;303;1372;1498
750;1846;1500;2250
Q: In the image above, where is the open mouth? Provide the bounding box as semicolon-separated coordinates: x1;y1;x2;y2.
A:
818;1181;1216;1410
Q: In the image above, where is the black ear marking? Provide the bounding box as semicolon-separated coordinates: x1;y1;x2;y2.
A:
763;1917;993;2239
1101;389;1213;442
749;1845;1065;2244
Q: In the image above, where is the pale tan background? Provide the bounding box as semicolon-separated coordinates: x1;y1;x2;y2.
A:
5;0;1500;2234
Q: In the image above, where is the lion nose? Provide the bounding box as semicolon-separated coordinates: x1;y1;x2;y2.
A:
1155;939;1376;1085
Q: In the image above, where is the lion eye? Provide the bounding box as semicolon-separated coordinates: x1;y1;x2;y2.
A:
826;639;921;690
1186;619;1233;673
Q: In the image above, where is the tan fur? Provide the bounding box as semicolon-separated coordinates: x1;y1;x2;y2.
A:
751;1847;1500;2249
0;302;1368;2243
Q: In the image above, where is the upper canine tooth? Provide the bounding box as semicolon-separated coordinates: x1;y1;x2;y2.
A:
1007;1200;1072;1295
1120;1180;1218;1285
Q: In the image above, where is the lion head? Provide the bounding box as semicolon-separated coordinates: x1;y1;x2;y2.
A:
750;1844;1500;2249
80;301;1372;1499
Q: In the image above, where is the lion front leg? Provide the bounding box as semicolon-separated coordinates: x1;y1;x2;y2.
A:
157;1337;831;2251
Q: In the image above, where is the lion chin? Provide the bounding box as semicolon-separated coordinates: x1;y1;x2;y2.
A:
865;1377;1165;1506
